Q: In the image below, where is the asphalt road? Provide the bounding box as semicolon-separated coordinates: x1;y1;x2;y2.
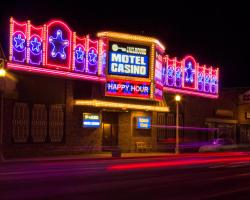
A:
1;152;250;200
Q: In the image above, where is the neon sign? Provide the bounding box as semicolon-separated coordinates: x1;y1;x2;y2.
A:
28;23;43;65
136;117;151;129
154;85;163;101
14;33;26;51
98;38;107;76
108;41;149;78
166;57;175;87
154;50;163;100
73;35;86;73
183;56;196;89
106;79;151;99
211;68;218;94
175;60;183;88
88;48;97;65
8;18;219;99
197;65;205;91
10;19;27;63
75;46;85;62
154;50;163;86
9;18;100;81
163;55;219;98
30;37;41;54
46;20;72;71
83;113;101;128
49;29;69;59
87;38;98;74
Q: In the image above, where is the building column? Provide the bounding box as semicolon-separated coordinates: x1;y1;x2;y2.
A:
64;80;74;146
118;112;132;152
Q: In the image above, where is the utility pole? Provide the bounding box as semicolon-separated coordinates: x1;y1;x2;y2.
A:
175;95;181;154
0;59;6;162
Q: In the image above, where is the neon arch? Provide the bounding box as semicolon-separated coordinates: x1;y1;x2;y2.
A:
46;20;72;71
87;38;98;74
73;35;86;73
11;19;27;63
183;55;196;90
28;24;44;65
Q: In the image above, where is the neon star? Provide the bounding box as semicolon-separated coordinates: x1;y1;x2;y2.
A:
49;30;69;59
30;37;41;53
198;73;203;82
75;46;85;62
185;62;195;83
14;34;25;50
205;75;210;83
168;66;174;78
176;68;181;79
88;49;97;65
211;77;216;84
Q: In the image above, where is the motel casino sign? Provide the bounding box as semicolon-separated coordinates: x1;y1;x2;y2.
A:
7;17;219;100
107;42;150;78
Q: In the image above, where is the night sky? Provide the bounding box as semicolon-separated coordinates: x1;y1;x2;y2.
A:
0;1;249;88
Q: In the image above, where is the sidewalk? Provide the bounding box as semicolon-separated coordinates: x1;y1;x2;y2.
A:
2;152;173;163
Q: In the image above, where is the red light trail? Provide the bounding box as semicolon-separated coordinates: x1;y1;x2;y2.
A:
108;152;250;171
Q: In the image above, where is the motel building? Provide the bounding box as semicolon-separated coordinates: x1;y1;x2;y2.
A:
0;17;226;157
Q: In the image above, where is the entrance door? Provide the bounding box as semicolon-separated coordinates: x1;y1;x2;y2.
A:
102;123;118;151
102;112;118;151
102;123;112;150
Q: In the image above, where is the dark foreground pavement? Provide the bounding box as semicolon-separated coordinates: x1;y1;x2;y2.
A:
1;152;250;200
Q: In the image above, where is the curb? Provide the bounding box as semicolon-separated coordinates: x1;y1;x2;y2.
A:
1;154;173;164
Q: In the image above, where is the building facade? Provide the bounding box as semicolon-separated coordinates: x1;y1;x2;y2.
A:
0;18;221;157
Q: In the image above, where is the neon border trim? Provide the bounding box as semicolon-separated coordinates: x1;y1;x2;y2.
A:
7;62;106;82
163;87;218;99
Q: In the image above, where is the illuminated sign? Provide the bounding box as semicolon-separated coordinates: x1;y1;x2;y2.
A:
74;35;86;73
154;50;163;100
46;20;72;71
136;117;151;129
163;55;219;98
8;19;220;100
155;50;163;86
154;85;163;101
83;113;101;128
10;19;27;63
107;41;149;78
87;39;98;74
9;18;101;82
98;38;108;76
106;79;151;99
183;56;196;89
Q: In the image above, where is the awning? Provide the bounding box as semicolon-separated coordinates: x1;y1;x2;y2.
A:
206;118;238;124
74;99;169;112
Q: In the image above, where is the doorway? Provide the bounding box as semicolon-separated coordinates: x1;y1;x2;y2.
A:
102;112;118;151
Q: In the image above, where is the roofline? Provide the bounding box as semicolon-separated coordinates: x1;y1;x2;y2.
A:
97;31;165;51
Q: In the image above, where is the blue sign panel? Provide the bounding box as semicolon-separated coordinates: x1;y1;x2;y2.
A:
108;42;150;78
83;113;101;128
136;117;151;129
